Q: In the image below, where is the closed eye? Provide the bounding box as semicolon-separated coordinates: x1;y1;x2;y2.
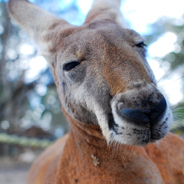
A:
63;61;80;71
136;42;147;48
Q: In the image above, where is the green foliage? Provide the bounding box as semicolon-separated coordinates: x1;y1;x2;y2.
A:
145;15;184;130
0;133;53;148
0;1;71;138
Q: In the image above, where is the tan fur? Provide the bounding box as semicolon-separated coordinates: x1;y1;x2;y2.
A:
7;0;184;183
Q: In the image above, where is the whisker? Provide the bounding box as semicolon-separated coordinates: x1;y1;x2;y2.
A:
158;74;184;90
172;107;184;110
156;55;183;84
154;141;161;150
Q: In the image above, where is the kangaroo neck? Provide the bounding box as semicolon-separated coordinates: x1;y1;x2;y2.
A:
57;109;163;184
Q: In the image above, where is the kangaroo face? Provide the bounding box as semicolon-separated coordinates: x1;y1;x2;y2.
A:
8;1;173;146
52;22;172;145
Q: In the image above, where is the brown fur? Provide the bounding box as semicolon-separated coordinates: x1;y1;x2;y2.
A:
7;0;184;183
28;110;184;184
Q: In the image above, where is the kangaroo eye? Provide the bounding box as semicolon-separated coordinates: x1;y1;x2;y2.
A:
63;61;80;71
136;42;147;48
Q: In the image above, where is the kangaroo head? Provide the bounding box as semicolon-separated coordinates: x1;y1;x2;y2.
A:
8;0;173;146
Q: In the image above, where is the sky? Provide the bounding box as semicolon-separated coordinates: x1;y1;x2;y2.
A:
22;0;184;105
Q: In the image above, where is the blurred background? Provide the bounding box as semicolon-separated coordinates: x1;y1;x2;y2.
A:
0;0;184;183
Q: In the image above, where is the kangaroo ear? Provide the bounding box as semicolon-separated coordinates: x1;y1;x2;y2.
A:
85;0;126;28
7;0;73;59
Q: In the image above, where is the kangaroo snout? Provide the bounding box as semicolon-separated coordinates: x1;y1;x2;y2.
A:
110;82;171;145
112;82;167;126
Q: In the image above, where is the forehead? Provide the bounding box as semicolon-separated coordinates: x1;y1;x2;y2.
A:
61;23;143;55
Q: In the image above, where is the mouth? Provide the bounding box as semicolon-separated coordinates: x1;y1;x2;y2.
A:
106;106;172;146
93;90;172;146
101;92;174;146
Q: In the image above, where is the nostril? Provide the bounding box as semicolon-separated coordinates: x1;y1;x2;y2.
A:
121;108;150;125
118;97;167;126
118;102;150;125
149;97;167;125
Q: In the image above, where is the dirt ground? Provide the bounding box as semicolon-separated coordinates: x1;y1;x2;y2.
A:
0;168;29;184
0;155;37;184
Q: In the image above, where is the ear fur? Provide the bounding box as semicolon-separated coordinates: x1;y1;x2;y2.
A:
85;0;126;28
7;0;126;59
7;0;72;58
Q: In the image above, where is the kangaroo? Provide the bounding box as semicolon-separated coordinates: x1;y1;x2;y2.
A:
8;0;184;183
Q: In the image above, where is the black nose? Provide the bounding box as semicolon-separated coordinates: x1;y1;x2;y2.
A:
119;97;167;126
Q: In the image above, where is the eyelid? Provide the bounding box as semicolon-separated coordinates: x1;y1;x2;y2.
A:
63;61;80;71
136;41;147;47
